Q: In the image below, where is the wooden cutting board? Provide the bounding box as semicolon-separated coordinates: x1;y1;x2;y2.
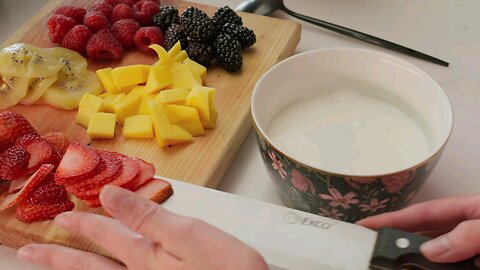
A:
0;0;300;252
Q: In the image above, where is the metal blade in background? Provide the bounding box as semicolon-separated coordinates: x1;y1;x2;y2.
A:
162;178;378;270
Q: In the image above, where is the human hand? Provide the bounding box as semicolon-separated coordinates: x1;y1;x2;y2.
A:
357;194;480;263
17;185;269;270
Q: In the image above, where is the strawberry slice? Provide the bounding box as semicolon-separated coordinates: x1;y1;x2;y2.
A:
55;143;100;184
0;146;30;181
0;164;55;211
84;198;101;208
15;133;42;148
0;111;38;151
122;158;155;191
42;132;70;155
16;200;75;223
73;154;139;200
22;139;61;174
25;174;70;205
135;178;173;204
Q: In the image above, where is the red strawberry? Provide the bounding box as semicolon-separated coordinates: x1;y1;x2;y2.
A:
16;200;75;223
0;146;30;181
61;25;92;55
22;139;60;174
42;132;70;155
15;133;42;148
54;143;101;184
0;111;38;151
24;175;70;205
134;26;164;53
90;2;114;21
122;158;154;191
47;14;77;44
86;29;124;61
84;197;101;208
84;11;110;32
54;5;86;24
111;4;134;23
111;19;140;48
0;164;55;211
135;178;173;204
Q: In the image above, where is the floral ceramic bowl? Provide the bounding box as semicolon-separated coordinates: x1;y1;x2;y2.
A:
251;48;453;223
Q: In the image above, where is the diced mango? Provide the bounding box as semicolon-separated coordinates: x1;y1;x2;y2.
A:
138;95;156;115
123;115;154;139
171;63;200;90
75;93;104;128
114;86;146;125
184;58;206;83
148;101;193;147
87;112;117;139
150;44;171;66
173;50;188;63
102;93;125;113
165;104;205;136
204;87;218;128
167;41;182;59
186;86;210;124
96;68;119;93
111;65;150;90
156;88;189;105
144;65;172;95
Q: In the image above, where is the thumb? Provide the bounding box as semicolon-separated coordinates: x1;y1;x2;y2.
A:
420;220;480;263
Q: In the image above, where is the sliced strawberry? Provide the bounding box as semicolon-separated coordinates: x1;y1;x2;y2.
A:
55;143;100;184
84;198;101;208
42;132;70;155
0;111;38;151
0;164;54;211
0;146;30;181
0;180;9;197
25;174;70;205
23;139;61;174
122;158;155;191
135;178;173;204
7;174;30;194
69;151;122;192
73;154;139;200
16;200;75;223
15;133;42;148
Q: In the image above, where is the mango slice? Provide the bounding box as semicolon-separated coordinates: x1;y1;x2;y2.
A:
165;104;205;136
111;64;150;90
186;86;210;124
114;86;145;125
144;65;172;95
148;101;193;147
123;115;154;139
156;88;189;105
138;95;156;115
173;50;188;63
204;87;218;129
184;58;206;83
96;68;119;93
171;63;199;90
76;93;104;128
167;42;182;59
150;44;172;66
87;112;117;139
102;93;125;113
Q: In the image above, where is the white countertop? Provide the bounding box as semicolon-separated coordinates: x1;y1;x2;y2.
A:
1;0;479;268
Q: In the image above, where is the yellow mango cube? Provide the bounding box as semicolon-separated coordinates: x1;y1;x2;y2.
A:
114;86;146;125
171;63;200;90
76;93;104;128
184;58;206;83
203;87;218;129
156;88;189;105
173;50;188;63
123;115;154;139
150;44;171;66
148;101;193;147
111;64;150;90
144;65;172;95
137;95;156;115
187;86;210;124
96;68;119;93
87;112;117;139
102;93;125;113
167;41;182;59
165;104;205;136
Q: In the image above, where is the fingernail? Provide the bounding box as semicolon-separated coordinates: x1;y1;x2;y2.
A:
17;246;35;261
420;236;450;258
100;185;124;213
54;213;71;228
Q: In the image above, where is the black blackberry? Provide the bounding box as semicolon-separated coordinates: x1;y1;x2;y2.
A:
221;23;256;48
186;42;216;67
180;7;215;42
165;24;188;50
153;6;180;32
214;34;242;72
212;6;243;28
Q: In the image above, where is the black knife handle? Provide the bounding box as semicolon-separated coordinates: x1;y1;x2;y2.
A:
370;228;480;270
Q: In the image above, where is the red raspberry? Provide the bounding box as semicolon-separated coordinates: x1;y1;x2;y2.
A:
105;0;135;6
111;19;140;48
86;29;124;60
84;11;110;32
90;2;114;21
47;14;77;44
111;4;134;23
61;25;92;55
54;6;86;24
134;26;164;54
132;1;159;25
133;0;160;11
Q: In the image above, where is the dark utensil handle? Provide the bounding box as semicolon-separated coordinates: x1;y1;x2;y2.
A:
281;6;449;67
370;228;479;269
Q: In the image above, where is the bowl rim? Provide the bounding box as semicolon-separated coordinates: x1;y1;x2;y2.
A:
251;47;454;178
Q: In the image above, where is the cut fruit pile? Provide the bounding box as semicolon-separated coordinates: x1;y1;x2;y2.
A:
0;111;173;223
48;1;165;60
0;43;101;110
76;42;217;147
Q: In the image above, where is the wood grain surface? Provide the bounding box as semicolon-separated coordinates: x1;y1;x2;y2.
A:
0;0;300;254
